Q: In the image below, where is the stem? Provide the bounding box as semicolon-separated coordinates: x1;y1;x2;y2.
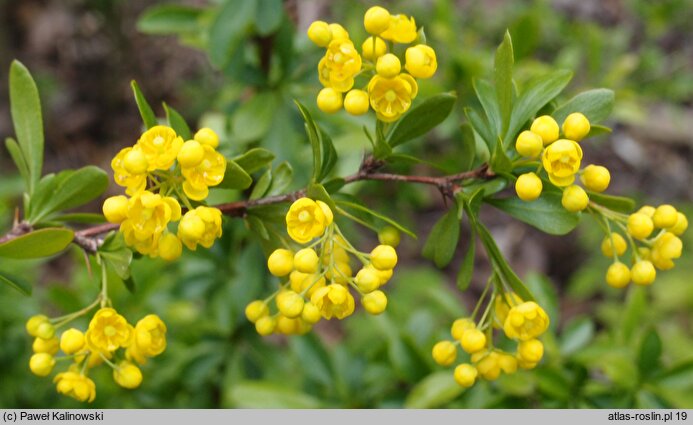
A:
51;296;103;328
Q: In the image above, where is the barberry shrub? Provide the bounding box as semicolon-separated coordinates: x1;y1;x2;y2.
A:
0;4;688;407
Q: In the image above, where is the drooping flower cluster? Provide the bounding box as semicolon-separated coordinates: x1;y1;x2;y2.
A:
432;291;549;388
245;198;399;336
103;126;225;260
307;6;436;122
26;308;167;402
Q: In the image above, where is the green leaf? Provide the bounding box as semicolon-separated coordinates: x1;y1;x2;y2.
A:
456;228;476;291
404;372;464;408
322;178;345;193
318;129;338;182
457;125;476;172
0;228;74;259
494;30;514;134
267;161;293;196
5;137;29;189
0;269;32;296
209;0;255;68
254;0;283;35
245;215;269;240
654;361;693;390
294;100;321;182
504;70;573;145
137;5;202;35
9;60;44;195
373;120;393;159
250;168;272;200
588;191;635;213
638;328;662;377
473;79;501;135
474;221;534;301
231;92;277;143
218;159;252;190
464;107;495;151
587;124;612;138
99;232;132;281
559;317;595;356
487;192;580;235
306;183;336;212
335;199;416;239
490;137;512;174
552;89;615;125
225;381;322;408
131;80;157;129
621;287;646;344
422;202;460;268
54;213;106;224
388;93;456;148
30;166;108;222
163;102;191;140
233;148;275;174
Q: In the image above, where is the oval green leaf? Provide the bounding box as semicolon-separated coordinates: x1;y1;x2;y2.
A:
0;228;74;259
487;192;580;235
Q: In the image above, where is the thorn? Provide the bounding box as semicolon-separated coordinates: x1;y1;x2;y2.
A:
13;207;19;227
83;249;93;279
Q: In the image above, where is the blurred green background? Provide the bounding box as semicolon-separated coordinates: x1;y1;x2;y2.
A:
1;0;692;408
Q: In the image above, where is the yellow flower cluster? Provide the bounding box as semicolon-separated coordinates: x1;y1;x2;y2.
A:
515;113;610;212
245;198;399;336
308;6;436;122
603;205;687;288
432;292;549;388
26;308;167;402
103;126;225;260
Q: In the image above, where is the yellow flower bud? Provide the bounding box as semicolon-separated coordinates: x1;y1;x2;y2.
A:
102;195;129;224
653;205;678;229
517;339;544;363
367;264;393;285
267;249;294;277
530;115;559;145
33;337;59;355
561;185;589;212
317;87;343;113
328;23;349;41
362;290;387;315
454;363;478;387
59;329;85;355
631;260;656;285
301;302;322;324
451;318;475;341
461;329;487;354
177;140;205;168
245;300;269;323
26;315;49;337
378;226;401;248
364;6;391;34
627;213;654;240
344;89;370;115
178;213;206;242
562;112;590;141
498;353;518;374
376;53;401;78
113;361;143;389
581;165;610;193
654;232;682;260
123;149;148;175
294;248;319;274
601;233;627;257
362;36;387;61
404;44;437;79
193;127;219;148
606;262;631;288
370;245;397;270
29;353;55;377
476;352;501;380
307;20;332;47
355;267;381;293
432;341;457;366
670;212;688;236
276;290;305;319
158;233;183;261
515;172;542;201
380;14;417;44
638;205;655;217
326;261;352;284
255;316;276;336
36;322;55;340
515;131;543;158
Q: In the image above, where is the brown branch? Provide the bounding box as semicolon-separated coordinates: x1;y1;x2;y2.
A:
1;161;494;255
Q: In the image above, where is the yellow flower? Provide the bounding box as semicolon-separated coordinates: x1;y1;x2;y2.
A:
493;292;523;328
177;206;223;250
318;39;362;92
53;372;96;403
285;198;329;244
111;147;147;195
113;361;143;389
503;301;550;341
132;314;167;358
135;125;183;171
120;191;181;256
85;308;132;353
33;336;59;355
541;139;583;186
405;44;437;79
181;145;226;201
310;284;355;320
368;74;417;122
380;14;417;44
